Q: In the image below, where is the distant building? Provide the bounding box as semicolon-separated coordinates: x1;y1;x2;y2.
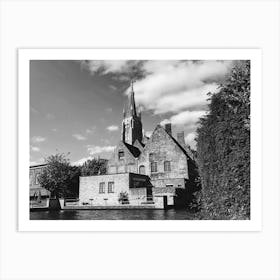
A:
79;82;198;208
29;164;50;201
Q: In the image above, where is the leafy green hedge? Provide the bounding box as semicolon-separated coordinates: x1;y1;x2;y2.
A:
196;61;250;220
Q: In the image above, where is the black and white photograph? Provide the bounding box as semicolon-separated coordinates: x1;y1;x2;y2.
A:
2;1;280;280
28;58;251;221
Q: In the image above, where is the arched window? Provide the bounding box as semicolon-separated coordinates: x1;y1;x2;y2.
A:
164;161;171;172
139;165;146;175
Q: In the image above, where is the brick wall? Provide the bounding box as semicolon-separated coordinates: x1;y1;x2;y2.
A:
79;173;151;206
138;125;189;183
107;141;137;174
79;173;130;206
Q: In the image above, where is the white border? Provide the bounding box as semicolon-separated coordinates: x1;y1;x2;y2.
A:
18;49;262;231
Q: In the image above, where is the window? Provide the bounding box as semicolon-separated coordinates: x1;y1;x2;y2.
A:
118;150;124;160
166;184;173;188
151;162;157;173
164;161;171;172
108;182;114;193
35;173;40;185
149;153;154;162
139;165;146;175
99;182;105;193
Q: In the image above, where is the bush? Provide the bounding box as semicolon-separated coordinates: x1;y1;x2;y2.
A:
196;61;250;220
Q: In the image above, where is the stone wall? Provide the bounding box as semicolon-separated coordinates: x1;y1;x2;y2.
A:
107;141;137;174
79;173;151;207
79;173;130;206
138;125;189;183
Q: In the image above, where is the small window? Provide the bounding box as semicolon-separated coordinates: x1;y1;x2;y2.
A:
118;150;124;160
149;153;154;162
164;161;171;172
108;182;114;193
99;182;105;193
35;173;40;185
166;184;173;188
151;162;157;173
139;165;146;175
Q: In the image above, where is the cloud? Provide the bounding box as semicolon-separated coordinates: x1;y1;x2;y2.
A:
81;60;147;81
72;134;87;141
109;85;117;91
144;131;153;138
185;132;197;150
46;113;55;120
85;126;96;134
106;125;119;132
82;60;232;116
132;60;232;115
161;110;205;127
30;106;38;114
51;128;57;132
30;158;45;166
72;157;92;166
106;108;113;112
31;136;46;143
87;145;115;155
31;146;40;152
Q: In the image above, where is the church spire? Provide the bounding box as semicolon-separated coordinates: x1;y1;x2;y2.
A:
124;80;137;118
121;80;143;145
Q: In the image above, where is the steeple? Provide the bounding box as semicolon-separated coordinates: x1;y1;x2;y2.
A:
124;80;137;118
121;80;143;145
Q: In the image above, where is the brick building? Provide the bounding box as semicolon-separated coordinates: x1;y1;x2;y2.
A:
79;82;198;208
29;164;50;203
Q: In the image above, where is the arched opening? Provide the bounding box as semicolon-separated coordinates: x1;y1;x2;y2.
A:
139;165;146;175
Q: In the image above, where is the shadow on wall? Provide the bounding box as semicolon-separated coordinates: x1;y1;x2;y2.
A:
174;179;202;210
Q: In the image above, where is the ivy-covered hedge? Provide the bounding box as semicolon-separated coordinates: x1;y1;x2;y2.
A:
196;61;250;220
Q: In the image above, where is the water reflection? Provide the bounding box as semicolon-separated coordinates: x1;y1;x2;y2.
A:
30;209;197;220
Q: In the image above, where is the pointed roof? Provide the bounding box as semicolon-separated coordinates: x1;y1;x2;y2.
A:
124;80;137;118
124;142;141;158
146;124;194;160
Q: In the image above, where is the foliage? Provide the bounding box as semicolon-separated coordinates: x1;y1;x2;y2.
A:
118;192;129;204
196;61;250;220
80;158;108;176
38;153;80;198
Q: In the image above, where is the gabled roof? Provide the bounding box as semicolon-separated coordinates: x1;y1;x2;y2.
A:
146;124;193;160
124;142;141;158
30;163;47;169
133;139;145;152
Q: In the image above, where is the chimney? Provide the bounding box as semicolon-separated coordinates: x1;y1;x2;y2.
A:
177;131;186;147
165;123;172;135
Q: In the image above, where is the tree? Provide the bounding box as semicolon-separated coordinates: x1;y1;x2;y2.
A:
196;61;250;220
80;158;108;176
38;153;81;198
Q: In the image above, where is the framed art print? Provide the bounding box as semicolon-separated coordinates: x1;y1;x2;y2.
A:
1;1;279;280
18;48;262;231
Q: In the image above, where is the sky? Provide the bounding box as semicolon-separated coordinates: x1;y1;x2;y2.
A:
30;60;234;166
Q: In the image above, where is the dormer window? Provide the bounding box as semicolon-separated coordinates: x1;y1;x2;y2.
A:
118;150;124;160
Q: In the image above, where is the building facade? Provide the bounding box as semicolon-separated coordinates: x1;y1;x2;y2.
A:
79;82;198;208
29;164;50;205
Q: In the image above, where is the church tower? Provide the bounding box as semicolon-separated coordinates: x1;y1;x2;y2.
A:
121;81;143;145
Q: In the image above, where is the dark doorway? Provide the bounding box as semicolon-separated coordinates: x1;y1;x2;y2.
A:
163;196;168;209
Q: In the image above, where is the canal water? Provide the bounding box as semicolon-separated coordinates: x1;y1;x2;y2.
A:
30;209;198;220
